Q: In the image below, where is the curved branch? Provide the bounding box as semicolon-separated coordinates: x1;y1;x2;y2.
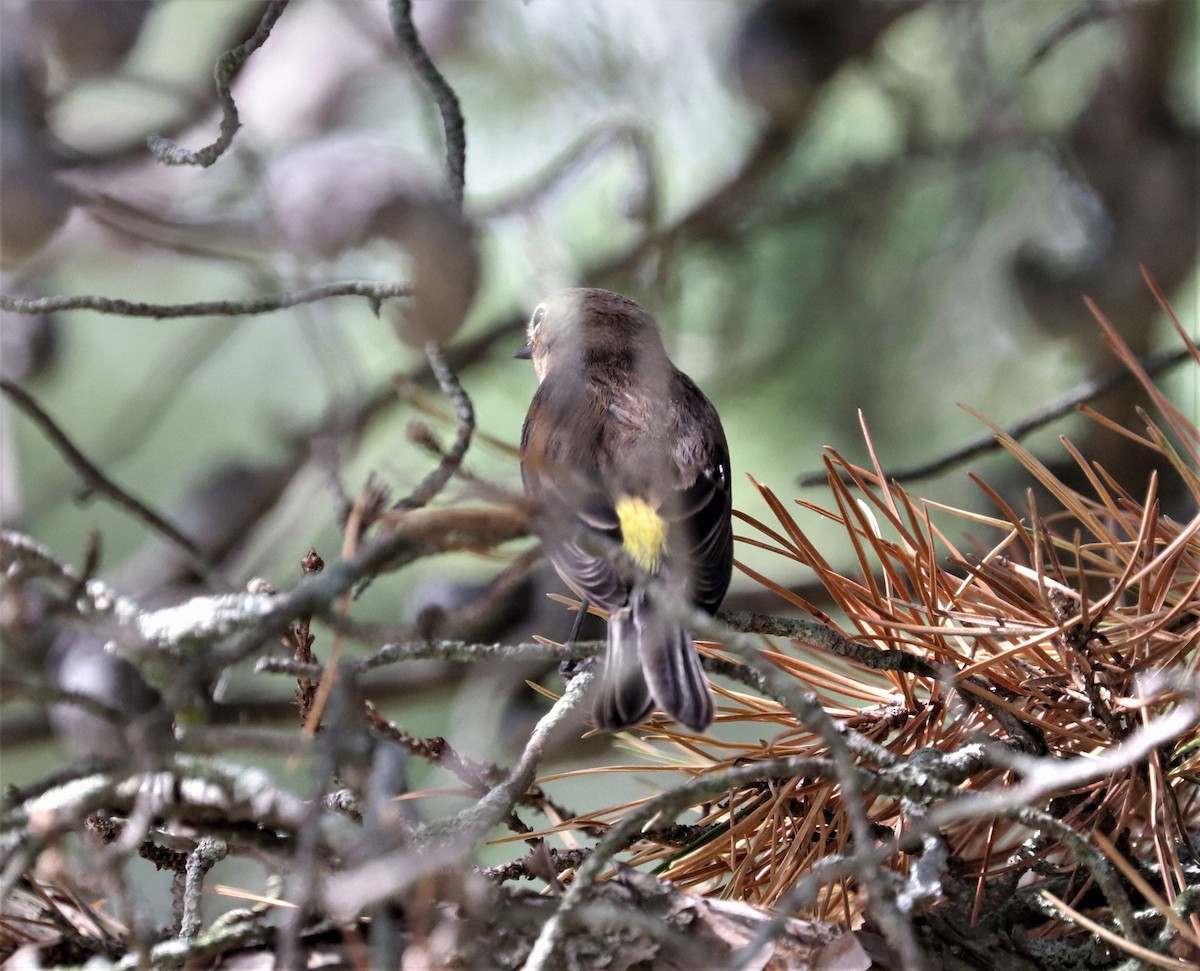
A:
474;120;656;222
722;609;942;678
388;0;467;206
147;0;291;167
1024;0;1154;76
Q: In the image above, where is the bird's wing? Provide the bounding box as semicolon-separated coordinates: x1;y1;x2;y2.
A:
668;371;734;614
521;378;628;612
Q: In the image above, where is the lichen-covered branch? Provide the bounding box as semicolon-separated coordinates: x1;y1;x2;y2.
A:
0;280;413;320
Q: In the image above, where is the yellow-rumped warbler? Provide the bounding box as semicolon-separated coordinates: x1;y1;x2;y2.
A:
517;288;733;732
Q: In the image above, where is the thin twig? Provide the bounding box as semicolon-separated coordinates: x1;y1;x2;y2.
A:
321;666;594;921
1024;0;1154;76
388;0;466;206
483;846;589;884
474;120;655;221
0;380;213;574
393;343;475;509
0;528;83;586
520;755;841;971
180;838;228;938
363;701;578;834
148;0;290;167
722;610;942;679
722;610;1047;753
192;523;444;676
0;280;412;320
590;123;798;285
289;550;324;726
798;345;1195;487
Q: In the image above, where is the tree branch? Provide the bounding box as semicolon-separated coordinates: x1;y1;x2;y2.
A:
1;380;213;575
388;0;467;206
0;281;413;320
798;344;1195;487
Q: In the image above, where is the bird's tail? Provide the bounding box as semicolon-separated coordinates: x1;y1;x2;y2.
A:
594;590;714;732
594;602;654;731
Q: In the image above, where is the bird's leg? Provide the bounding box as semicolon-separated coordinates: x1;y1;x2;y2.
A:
567;598;591;643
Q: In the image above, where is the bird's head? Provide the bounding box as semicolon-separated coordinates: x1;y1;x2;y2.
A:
516;288;665;382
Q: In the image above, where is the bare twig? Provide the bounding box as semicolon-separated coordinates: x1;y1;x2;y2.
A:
590;124;799;285
1024;0;1154;76
797;345;1195;486
288;550;324;726
180;838;228;938
0;380;213;575
484;846;589;884
187;518;459;677
393;343;475;509
363;700;582;830
1;757;312;899
520;754;841;971
364;700;502;793
0;280;412;320
321;665;594;920
722;609;942;679
148;0;290;167
388;0;466;206
474;120;655;222
0;528;84;587
721;610;1047;753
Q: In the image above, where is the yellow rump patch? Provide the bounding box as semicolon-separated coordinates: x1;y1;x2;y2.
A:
615;496;667;573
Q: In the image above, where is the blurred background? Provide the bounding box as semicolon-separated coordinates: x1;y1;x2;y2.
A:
2;0;1197;787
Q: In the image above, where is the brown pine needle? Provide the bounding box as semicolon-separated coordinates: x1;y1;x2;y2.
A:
1040;891;1193;970
544;285;1199;958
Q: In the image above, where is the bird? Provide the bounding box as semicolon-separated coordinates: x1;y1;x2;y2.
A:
517;288;733;732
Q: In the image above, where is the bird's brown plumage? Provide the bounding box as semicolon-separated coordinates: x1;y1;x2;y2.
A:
518;288;732;731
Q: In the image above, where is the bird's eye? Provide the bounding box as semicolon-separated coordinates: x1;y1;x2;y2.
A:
530;305;546;332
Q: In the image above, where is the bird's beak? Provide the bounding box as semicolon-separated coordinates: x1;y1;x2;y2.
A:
514;341;532;360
